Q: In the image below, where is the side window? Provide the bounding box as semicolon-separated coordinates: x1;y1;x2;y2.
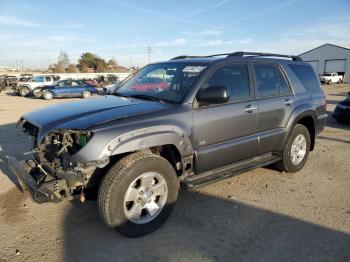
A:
35;76;44;82
289;64;319;92
202;64;250;102
254;64;279;97
277;67;291;95
45;76;51;81
71;81;79;86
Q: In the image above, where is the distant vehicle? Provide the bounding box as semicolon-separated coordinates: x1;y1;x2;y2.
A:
333;91;350;123
320;72;343;85
5;75;17;87
33;79;98;100
0;75;6;92
14;75;55;96
19;74;34;82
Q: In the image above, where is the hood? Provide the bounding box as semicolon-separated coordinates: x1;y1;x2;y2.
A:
22;95;170;137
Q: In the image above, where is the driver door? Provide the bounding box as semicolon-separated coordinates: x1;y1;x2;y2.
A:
193;62;259;173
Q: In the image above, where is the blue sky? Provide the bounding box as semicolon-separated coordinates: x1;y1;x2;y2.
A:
0;0;350;69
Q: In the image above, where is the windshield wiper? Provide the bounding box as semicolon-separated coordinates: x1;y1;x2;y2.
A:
114;92;174;103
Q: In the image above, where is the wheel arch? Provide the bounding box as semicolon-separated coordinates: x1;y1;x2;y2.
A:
98;126;194;175
284;105;317;151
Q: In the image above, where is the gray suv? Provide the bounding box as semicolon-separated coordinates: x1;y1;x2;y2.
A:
7;52;327;237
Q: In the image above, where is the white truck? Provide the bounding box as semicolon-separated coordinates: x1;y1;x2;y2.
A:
320;72;343;85
15;75;55;96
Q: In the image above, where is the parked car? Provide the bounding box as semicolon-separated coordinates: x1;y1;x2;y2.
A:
320;72;343;84
14;75;55;96
19;73;34;82
33;79;98;100
5;75;17;87
0;75;6;92
7;52;327;237
333;91;350;123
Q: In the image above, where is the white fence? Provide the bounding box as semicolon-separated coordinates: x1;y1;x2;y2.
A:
10;72;131;81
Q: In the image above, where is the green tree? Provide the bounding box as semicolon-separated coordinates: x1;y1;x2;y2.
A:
78;52;108;72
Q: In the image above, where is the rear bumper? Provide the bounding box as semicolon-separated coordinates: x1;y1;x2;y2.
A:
315;113;328;134
6;156;63;203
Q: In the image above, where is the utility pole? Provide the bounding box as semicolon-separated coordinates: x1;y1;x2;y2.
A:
147;46;152;64
129;56;132;69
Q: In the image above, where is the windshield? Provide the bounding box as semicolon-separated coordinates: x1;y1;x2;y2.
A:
116;62;207;103
323;73;331;76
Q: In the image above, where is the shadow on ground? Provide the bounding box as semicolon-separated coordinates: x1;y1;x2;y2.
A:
63;191;350;262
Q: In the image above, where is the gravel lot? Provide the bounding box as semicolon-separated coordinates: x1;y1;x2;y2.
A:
0;85;349;262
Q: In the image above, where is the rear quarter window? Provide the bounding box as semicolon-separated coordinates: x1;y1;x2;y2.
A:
289;64;320;92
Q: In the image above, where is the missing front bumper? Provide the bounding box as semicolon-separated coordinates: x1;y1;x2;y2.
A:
6;156;66;203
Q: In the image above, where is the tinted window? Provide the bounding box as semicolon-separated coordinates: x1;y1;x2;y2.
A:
289;64;320;92
277;67;290;95
202;64;250;101
254;64;279;97
45;76;51;81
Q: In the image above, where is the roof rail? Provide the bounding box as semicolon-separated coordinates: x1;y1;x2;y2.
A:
170;52;303;61
170;53;232;60
228;51;303;61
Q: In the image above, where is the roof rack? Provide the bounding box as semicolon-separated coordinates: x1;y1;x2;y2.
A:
170;53;232;60
228;51;303;61
170;51;302;61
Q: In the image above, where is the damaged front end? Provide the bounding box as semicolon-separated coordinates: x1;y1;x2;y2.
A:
7;119;99;203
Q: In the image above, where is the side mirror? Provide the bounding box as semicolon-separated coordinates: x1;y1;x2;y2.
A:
197;86;230;105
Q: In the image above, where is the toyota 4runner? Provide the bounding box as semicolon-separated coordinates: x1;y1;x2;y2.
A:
7;52;327;237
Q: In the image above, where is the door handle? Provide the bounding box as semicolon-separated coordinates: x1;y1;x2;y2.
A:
284;98;294;106
244;104;257;113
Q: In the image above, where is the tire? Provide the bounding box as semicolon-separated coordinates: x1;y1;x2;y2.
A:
82;91;91;99
19;87;30;97
275;124;311;173
98;152;179;237
327;80;331;85
42;90;53;100
337;79;341;84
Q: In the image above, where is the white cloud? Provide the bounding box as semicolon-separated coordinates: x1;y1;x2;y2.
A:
0;15;85;28
0;15;43;27
154;38;187;47
197;30;222;36
237;37;252;44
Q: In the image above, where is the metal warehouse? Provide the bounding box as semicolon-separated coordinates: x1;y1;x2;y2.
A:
299;43;350;83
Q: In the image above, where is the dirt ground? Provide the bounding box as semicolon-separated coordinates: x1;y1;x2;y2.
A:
0;85;349;262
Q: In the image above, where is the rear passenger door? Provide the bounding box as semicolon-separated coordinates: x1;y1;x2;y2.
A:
252;62;295;154
70;80;84;97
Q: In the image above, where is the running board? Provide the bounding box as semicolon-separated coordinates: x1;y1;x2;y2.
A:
181;153;281;190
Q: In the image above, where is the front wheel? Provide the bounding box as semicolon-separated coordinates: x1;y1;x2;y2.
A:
98;152;179;237
275;124;311;173
82;90;91;99
19;87;30;97
42;90;53;100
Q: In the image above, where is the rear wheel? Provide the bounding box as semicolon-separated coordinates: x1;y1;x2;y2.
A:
327;80;331;85
42;90;53;100
275;124;311;173
337;79;342;84
82;91;91;99
98;152;179;237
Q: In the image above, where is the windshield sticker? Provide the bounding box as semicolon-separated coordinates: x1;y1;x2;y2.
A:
182;66;206;73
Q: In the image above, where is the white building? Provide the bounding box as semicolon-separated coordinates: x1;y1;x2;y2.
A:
299;43;350;83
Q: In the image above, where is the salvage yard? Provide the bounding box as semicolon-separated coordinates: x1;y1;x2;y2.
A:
0;85;350;261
